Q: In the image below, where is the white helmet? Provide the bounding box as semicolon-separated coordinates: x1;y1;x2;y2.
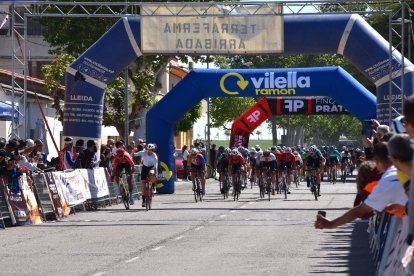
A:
309;146;317;153
190;148;198;154
250;147;256;153
225;148;232;155
232;148;239;155
284;147;292;154
391;115;406;134
293;151;299;156
147;143;156;150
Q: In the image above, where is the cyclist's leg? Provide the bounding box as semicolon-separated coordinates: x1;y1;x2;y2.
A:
200;168;206;194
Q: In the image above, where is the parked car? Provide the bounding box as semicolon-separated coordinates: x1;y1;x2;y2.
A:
174;150;185;179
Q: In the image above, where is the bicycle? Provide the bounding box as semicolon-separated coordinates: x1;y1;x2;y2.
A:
221;169;230;200
306;168;319;201
293;169;300;188
233;169;242;201
260;166;273;201
192;168;203;203
279;168;288;199
118;173;130;210
144;172;156;211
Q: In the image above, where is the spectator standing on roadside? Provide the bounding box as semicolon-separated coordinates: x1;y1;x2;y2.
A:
82;140;99;169
209;144;217;169
182;145;189;181
100;145;112;176
59;137;78;170
134;139;144;164
74;139;85;168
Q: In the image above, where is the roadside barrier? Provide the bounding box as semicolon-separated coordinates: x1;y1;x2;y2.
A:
368;213;411;275
0;166;142;228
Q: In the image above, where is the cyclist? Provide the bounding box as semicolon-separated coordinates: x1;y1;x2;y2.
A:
188;148;206;195
293;150;303;182
305;145;325;196
217;148;231;193
113;148;136;205
259;149;277;192
229;148;246;193
327;146;341;183
248;148;257;183
340;146;352;181
215;146;225;170
134;143;158;207
278;147;296;193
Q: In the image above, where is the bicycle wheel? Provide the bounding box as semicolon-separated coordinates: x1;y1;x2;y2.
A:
283;177;287;199
120;181;130;210
312;177;318;201
259;177;264;198
193;181;198;203
267;180;271;201
196;178;203;202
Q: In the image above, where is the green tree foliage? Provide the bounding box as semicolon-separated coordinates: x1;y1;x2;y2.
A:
209;97;256;128
174;102;202;134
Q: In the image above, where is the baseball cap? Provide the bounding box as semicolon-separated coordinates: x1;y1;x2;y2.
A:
64;137;73;144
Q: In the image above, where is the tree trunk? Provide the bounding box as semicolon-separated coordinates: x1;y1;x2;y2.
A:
270;116;278;146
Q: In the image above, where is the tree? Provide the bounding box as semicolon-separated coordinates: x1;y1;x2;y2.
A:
255;130;262;140
209;97;256;128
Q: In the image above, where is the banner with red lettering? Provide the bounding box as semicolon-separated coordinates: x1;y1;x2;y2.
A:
51;172;71;216
58;170;91;206
78;168;110;199
1;176;30;226
43;172;64;220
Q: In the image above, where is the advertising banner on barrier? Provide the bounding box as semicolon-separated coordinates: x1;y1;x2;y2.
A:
141;4;283;54
78;168;109;199
20;174;43;224
58;170;90;206
51;172;71;216
43;172;64;220
1;176;30;226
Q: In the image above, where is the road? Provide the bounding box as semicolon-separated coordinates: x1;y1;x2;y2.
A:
0;177;375;276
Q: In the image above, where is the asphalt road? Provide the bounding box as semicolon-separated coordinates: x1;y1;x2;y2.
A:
0;176;375;276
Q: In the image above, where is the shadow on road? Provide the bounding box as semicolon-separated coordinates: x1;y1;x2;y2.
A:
309;221;375;275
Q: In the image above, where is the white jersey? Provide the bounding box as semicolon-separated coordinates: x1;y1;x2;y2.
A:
183;150;189;161
259;153;276;162
341;151;351;158
294;153;303;164
134;151;158;168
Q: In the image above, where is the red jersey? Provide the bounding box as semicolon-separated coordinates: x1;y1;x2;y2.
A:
280;153;296;163
275;151;283;162
113;152;134;168
229;154;246;165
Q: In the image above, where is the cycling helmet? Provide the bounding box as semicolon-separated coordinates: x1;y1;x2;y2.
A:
329;146;334;151
263;149;270;156
391;115;406;133
200;148;206;153
238;146;244;153
355;148;362;153
309;146;317;153
250;147;256;153
277;146;282;151
218;146;225;152
147;143;156;150
293;151;299;156
190;148;198;154
255;144;261;151
284;147;292;154
270;146;277;152
116;148;125;156
225;148;232;155
342;146;347;151
232;148;239;155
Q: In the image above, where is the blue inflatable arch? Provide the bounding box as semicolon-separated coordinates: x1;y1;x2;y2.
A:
63;14;413;193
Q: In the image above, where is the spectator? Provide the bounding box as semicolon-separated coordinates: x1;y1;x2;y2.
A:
112;140;124;156
182;145;189;181
315;141;408;229
82;140;99;169
134;138;145;164
209;144;217;168
59;137;78;170
387;134;413;194
353;161;381;208
74;139;85;168
107;138;115;149
99;145;112;176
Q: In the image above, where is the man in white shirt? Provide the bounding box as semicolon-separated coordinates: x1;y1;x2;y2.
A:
315;141;408;229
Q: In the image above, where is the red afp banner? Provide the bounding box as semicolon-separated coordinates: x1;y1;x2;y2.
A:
230;98;272;148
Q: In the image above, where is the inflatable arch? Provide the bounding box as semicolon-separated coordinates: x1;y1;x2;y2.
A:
146;66;376;192
64;14;413;193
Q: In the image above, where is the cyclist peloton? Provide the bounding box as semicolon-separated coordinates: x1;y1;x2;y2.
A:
134;143;158;207
187;148;207;195
229;148;246;193
278;147;296;194
113;148;136;205
305;145;326;196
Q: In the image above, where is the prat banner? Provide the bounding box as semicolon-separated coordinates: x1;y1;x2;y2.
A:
270;97;349;115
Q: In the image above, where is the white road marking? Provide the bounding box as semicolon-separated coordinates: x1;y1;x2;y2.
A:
219;214;227;218
125;256;140;263
230;210;237;213
175;236;184;240
91;272;106;276
152;246;164;251
195;226;204;231
248;202;255;205
240;205;246;208
209;220;215;223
